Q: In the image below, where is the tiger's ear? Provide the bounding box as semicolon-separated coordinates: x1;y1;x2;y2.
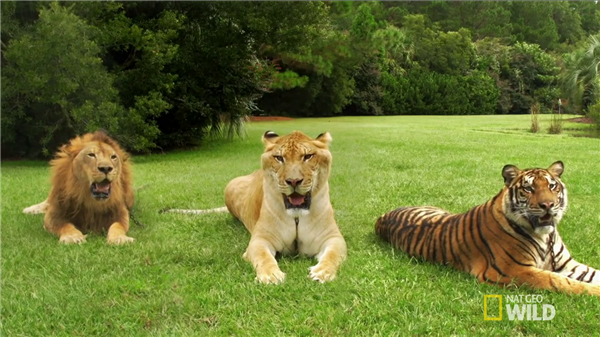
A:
262;130;279;146
548;161;564;178
502;164;520;186
315;132;332;146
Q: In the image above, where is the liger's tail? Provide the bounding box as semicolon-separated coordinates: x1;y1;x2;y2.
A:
158;206;229;215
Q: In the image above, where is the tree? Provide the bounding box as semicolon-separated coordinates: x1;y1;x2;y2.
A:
1;2;148;158
561;34;600;114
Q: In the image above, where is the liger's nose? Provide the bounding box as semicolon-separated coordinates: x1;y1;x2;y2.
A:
286;179;303;188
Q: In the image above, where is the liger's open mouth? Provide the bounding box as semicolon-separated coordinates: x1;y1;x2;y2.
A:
282;191;312;210
90;179;112;200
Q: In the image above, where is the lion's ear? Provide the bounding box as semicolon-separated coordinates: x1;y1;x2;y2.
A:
121;152;131;162
262;131;279;146
316;132;332;146
59;144;78;158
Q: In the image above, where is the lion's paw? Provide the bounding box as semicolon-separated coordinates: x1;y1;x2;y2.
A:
59;233;87;244
107;235;135;245
308;264;337;283
255;269;286;285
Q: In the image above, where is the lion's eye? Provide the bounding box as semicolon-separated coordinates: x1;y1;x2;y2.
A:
111;154;117;160
523;186;534;193
87;153;96;158
303;154;314;161
274;155;284;163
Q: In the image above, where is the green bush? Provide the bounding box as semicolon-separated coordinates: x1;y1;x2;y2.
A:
1;3;154;158
381;70;499;115
587;101;600;131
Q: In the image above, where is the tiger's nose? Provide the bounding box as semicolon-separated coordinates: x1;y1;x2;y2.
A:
539;201;555;210
286;179;303;187
98;166;113;174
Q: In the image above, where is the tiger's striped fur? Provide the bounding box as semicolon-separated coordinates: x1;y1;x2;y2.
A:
375;161;600;296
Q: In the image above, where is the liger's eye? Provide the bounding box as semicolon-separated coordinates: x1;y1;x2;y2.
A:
523;186;534;193
87;153;96;158
303;154;314;161
274;155;284;163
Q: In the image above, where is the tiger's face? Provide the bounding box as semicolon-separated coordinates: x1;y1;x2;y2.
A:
502;161;567;235
261;130;332;216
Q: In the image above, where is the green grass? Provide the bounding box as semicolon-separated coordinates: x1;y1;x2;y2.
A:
2;114;599;336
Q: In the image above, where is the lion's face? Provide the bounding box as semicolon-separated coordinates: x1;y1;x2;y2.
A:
72;141;123;201
502;161;567;235
261;131;332;215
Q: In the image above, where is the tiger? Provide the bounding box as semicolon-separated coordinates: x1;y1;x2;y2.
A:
375;161;600;296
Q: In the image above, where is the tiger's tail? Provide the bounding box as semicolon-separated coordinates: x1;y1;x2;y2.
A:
158;206;229;215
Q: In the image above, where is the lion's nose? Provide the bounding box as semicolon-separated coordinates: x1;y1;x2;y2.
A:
98;166;113;174
286;179;303;187
539;201;555;210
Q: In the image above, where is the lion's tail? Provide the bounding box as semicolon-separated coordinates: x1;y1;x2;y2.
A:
23;200;49;214
158;206;229;215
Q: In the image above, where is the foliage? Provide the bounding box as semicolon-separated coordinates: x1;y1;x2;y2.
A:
561;34;600;115
548;111;564;134
382;69;499;115
3;1;600;157
1;2;150;158
587;101;600;131
530;103;540;133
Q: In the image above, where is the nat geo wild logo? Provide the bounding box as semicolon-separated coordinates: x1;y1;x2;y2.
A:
484;294;555;321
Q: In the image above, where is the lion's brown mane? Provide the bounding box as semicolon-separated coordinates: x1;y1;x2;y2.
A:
45;131;134;233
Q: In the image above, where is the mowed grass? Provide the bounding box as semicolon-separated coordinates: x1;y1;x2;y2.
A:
2;115;599;336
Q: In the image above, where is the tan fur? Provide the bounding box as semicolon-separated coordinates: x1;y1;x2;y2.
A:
225;130;347;284
25;131;135;245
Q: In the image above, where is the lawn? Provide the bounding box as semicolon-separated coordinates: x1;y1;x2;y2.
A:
2;115;599;336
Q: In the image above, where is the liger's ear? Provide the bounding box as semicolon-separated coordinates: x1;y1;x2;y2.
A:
315;132;332;146
502;164;520;187
548;161;564;178
262;130;279;146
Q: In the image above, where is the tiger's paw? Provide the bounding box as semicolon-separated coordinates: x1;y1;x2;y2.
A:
255;268;286;285
308;263;337;283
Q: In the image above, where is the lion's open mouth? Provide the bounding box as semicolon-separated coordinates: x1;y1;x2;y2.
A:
282;192;311;210
90;180;112;200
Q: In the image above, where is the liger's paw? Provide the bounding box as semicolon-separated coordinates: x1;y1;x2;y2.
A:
107;235;135;245
308;264;337;283
59;233;87;244
255;268;286;285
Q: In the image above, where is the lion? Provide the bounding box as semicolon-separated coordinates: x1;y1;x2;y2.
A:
162;130;347;284
23;131;135;245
